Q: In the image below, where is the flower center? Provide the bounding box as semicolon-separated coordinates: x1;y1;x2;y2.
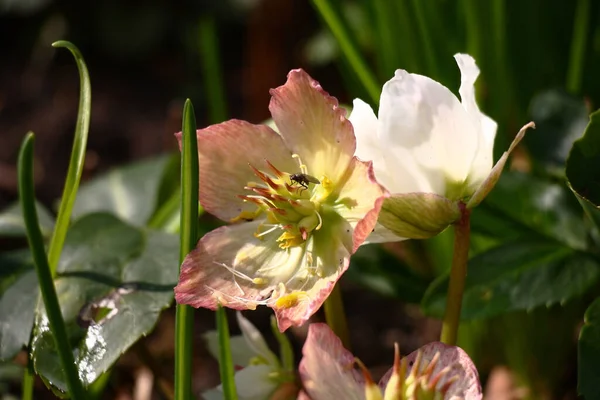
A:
232;154;334;249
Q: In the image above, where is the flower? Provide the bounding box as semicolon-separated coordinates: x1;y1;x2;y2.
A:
349;54;534;240
202;312;298;400
174;69;387;331
298;323;482;400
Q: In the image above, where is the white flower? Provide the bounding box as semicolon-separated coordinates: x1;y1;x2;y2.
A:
350;54;534;240
202;312;297;400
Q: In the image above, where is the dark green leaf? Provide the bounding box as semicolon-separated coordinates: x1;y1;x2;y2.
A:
345;244;430;303
71;155;173;226
526;89;589;175
482;171;587;249
566;109;600;230
422;239;600;320
578;296;600;399
0;201;54;237
0;249;37;360
30;213;178;392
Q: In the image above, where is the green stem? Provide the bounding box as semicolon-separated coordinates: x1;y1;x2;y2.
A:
440;202;471;346
216;306;238;400
198;15;228;123
323;284;351;349
18;133;85;399
47;41;91;276
311;0;381;105
21;360;34;400
174;100;199;400
566;0;590;94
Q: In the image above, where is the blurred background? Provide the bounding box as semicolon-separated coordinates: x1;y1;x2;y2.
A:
1;0;600;399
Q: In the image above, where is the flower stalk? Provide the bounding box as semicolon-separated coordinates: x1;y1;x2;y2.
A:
440;202;471;346
323;284;351;349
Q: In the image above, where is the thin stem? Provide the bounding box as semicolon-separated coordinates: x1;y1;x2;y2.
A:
440;202;471;346
311;0;381;105
411;0;439;78
216;306;238;399
174;100;199;400
21;360;34;400
323;284;351;349
47;41;91;276
566;0;590;94
18;133;85;399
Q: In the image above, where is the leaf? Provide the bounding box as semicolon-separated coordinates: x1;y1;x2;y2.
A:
0;250;37;360
481;171;587;250
566;109;600;230
525;89;589;175
0;201;54;237
71;155;174;226
30;213;179;393
578;296;600;399
345;244;431;303
421;239;600;320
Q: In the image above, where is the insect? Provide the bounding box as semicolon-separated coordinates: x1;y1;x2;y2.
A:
290;173;321;190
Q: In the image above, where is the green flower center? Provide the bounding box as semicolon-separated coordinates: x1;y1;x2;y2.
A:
233;154;334;249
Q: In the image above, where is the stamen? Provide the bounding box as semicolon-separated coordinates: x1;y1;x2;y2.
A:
205;284;270;307
292;154;308;174
254;224;280;238
213;261;256;296
315;209;323;230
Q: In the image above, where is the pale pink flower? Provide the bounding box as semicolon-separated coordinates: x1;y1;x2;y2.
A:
174;69;387;331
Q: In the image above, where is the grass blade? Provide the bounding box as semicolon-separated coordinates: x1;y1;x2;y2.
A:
174;100;199;400
216;305;238;400
47;41;92;275
18;133;85;399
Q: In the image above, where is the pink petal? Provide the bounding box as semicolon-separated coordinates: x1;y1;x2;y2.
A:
333;157;389;252
175;120;297;222
404;342;482;399
299;323;365;400
175;221;294;311
269;69;356;183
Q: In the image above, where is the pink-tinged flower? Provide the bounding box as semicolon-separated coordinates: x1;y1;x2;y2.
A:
350;54;534;241
299;323;482;400
174;69;387;331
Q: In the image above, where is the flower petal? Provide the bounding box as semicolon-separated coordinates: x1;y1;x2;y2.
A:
299;323;365;400
404;342;482;400
269;69;356;183
332;157;389;251
274;214;353;331
175;120;297;222
454;54;498;193
349;99;397;193
174;220;305;311
233;364;279;399
236;312;279;366
363;223;404;244
378;69;480;196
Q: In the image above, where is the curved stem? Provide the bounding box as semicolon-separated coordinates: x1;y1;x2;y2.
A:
18;133;85;398
440;202;471;346
323;284;351;349
566;0;590;94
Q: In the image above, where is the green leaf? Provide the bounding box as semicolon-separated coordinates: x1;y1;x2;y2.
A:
422;239;600;320
0;201;54;237
482;171;587;250
72;155;173;226
566;109;600;230
30;213;178;393
525;89;589;175
578;296;600;399
0;250;37;360
345;244;430;303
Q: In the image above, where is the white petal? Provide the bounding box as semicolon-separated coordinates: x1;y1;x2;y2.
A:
378;69;480;196
363;223;405;244
454;54;498;192
349;99;398;194
234;364;279;399
201;388;225;400
236;312;279;366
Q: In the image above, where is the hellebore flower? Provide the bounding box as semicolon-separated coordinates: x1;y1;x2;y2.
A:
175;69;387;331
298;323;482;400
350;54;534;240
202;312;298;400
